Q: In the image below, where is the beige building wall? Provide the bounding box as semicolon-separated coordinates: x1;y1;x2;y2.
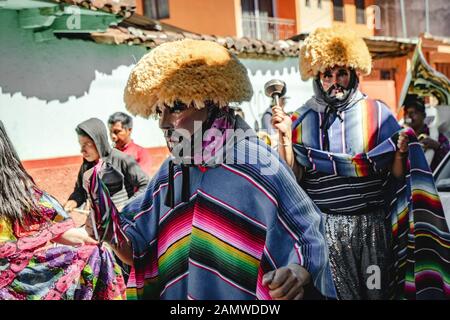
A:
134;0;376;38
294;0;376;37
296;0;333;34
233;0;243;37
332;1;375;37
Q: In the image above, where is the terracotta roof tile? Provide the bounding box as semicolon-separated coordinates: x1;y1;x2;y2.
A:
88;26;301;58
52;5;420;59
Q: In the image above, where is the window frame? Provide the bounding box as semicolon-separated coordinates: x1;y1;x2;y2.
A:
333;0;345;22
355;0;366;24
144;0;170;20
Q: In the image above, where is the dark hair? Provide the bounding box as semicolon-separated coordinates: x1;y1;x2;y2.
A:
403;94;426;114
75;127;90;137
108;112;133;129
0;121;41;226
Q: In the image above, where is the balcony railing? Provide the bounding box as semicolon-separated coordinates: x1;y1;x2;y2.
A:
241;12;296;42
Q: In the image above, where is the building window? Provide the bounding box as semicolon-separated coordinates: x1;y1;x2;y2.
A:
381;69;394;80
305;0;310;7
241;0;274;17
356;0;365;24
333;0;344;21
241;0;295;41
317;0;322;9
144;0;169;20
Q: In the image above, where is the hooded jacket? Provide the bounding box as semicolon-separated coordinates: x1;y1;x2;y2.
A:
68;118;149;209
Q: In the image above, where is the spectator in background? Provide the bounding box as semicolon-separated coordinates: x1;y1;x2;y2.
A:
64;118;149;214
108;112;152;176
0;121;126;300
403;94;450;171
64;118;149;284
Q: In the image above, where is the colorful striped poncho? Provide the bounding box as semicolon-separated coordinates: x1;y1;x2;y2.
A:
120;124;337;300
291;94;450;299
0;190;126;300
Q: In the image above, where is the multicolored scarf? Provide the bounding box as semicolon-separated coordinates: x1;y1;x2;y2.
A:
88;161;128;246
293;126;450;299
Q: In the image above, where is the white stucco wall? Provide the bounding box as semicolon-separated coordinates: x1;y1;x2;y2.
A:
0;66;165;160
241;58;313;129
0;9;313;161
0;9;157;160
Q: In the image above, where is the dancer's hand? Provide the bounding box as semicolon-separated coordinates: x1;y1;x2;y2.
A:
419;137;440;151
271;105;296;168
54;227;98;246
397;131;409;154
64;200;78;213
392;131;409;179
271;105;292;138
262;264;311;300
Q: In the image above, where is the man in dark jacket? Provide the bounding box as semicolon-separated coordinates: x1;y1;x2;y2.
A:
403;94;450;171
64;118;149;213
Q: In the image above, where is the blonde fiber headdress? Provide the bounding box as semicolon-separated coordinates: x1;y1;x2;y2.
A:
124;39;253;118
299;26;372;81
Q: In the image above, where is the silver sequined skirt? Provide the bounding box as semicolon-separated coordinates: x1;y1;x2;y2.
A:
324;208;392;300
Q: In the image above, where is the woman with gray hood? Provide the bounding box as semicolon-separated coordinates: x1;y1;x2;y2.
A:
64;118;149;215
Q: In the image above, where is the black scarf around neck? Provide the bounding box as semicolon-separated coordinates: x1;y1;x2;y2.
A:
164;107;236;208
314;70;359;151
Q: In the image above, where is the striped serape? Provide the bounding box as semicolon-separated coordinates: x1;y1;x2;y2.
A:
119;124;337;300
292;97;450;299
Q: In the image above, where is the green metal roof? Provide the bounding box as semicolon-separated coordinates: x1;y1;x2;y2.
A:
0;0;122;37
0;0;57;10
